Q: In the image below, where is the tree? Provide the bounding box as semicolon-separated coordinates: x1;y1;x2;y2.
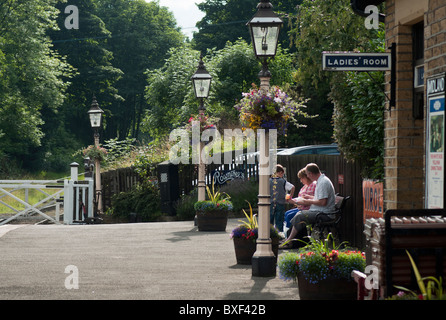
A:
143;45;199;140
329;32;386;179
0;0;72;173
143;39;299;140
49;0;123;149
96;0;184;140
288;0;383;146
193;0;300;53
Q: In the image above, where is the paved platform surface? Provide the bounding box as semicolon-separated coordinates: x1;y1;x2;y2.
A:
0;219;298;300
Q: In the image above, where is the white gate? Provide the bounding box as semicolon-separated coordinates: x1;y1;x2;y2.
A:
0;162;94;225
63;163;94;224
0;180;64;225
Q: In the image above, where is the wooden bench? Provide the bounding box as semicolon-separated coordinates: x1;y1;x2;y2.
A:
312;194;351;241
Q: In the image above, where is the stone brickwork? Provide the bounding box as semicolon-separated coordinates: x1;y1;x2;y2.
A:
383;0;446;210
425;0;446;78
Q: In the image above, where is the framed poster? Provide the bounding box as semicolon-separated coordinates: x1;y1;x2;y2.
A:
426;73;445;208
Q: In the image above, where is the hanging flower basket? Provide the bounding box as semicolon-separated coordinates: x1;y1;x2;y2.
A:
185;113;220;132
82;145;108;161
234;85;311;134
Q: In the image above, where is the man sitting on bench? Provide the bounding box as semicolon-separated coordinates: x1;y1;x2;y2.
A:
281;163;336;247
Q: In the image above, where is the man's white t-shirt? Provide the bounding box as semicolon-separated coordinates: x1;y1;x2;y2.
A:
310;174;336;213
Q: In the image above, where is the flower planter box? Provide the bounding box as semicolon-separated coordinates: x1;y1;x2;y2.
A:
196;210;228;231
233;237;279;265
297;274;357;300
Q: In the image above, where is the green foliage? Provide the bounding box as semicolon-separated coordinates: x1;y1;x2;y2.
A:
219;179;259;213
194;181;234;212
0;0;73;172
49;0;124;147
192;0;299;53
0;0;183;174
194;199;233;212
238;201;257;230
175;179;259;220
206;180;230;203
143;45;199;139
205;39;259;119
390;251;446;300
289;0;383;145
96;0;184;140
174;188;198;221
278;252;301;281
143;39;299;142
330;30;386;179
102;138;136;163
334;251;367;280
108;181;162;222
278;233;366;283
133;138;170;182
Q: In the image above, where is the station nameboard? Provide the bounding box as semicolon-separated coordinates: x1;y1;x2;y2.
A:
322;52;392;71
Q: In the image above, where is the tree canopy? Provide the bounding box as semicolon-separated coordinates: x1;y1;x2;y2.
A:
0;0;385;179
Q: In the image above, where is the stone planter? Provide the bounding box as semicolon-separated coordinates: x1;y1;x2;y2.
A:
233;237;279;265
196;210;228;231
297;274;357;300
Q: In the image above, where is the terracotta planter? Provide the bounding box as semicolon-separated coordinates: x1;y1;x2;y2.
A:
233;237;279;265
297;274;357;300
196;210;228;231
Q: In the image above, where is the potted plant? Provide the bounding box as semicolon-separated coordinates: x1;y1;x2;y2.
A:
230;202;280;264
278;233;366;300
234;84;312;134
194;181;233;231
387;251;446;300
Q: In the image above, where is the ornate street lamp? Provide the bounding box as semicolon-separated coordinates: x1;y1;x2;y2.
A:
87;96;104;215
248;0;283;83
247;0;282;277
192;53;212;108
191;54;212;203
88;97;104;129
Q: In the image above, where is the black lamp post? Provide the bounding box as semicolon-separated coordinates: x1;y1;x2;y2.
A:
247;0;282;277
87;96;104;215
191;54;212;203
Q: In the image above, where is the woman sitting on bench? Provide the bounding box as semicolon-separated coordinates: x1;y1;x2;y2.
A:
283;168;316;236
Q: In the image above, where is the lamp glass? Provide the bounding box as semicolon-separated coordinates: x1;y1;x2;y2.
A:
193;77;211;99
251;24;280;57
89;112;102;128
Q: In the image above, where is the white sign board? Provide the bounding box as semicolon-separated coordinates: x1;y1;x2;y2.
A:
322;52;392;71
426;73;445;208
